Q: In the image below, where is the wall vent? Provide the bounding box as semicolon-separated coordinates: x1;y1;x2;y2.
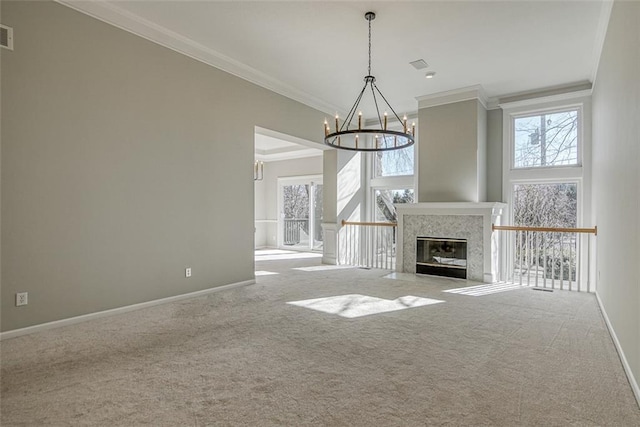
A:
1;24;14;51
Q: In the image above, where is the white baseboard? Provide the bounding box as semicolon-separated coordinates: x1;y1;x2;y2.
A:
0;279;255;341
595;292;640;408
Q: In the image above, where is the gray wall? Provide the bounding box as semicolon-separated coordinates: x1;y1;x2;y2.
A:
486;108;503;202
254;156;323;248
592;0;640;392
417;99;486;202
476;103;487;202
1;1;326;331
322;150;338;225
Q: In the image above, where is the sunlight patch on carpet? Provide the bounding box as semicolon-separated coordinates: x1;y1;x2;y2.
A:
287;294;444;318
443;282;524;296
255;271;279;276
293;265;356;272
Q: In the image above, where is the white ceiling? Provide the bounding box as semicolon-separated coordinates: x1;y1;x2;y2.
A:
254;127;324;162
60;0;610;156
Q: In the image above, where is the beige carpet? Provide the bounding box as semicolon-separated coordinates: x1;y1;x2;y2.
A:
2;250;639;426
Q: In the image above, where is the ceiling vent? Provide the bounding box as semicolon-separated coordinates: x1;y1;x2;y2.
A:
409;59;428;70
1;24;14;51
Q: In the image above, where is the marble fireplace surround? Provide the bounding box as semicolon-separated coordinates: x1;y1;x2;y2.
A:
396;203;506;282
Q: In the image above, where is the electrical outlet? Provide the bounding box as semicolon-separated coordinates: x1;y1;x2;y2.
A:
185;267;192;278
16;292;28;306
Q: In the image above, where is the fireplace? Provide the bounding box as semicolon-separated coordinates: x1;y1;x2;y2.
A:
416;237;468;279
395;203;506;282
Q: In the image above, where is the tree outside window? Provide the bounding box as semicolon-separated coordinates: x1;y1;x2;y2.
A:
514;110;578;168
513;183;578;280
373;146;414;177
375;189;414;222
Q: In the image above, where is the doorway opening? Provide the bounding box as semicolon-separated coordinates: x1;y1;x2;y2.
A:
254;127;325;250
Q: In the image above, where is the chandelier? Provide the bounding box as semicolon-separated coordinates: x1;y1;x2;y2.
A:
324;12;415;152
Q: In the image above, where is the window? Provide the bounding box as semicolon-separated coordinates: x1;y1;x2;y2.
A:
502;95;590;286
368;128;415;224
374;188;414;222
373;145;414;177
513;183;577;228
513;109;579;168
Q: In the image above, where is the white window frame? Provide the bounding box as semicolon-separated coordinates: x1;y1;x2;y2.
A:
501;93;592;285
368;155;416;222
502;94;592;227
366;117;418;223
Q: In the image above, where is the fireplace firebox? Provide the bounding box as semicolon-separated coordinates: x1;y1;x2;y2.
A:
416;237;468;279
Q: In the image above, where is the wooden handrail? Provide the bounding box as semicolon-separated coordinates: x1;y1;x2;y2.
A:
341;220;397;227
492;224;597;235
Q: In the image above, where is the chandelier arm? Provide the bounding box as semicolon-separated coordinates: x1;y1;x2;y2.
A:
342;82;368;131
372;83;404;124
370;83;384;130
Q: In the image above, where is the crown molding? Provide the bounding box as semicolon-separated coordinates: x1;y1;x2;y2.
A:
55;0;342;117
498;87;592;110
416;85;489;110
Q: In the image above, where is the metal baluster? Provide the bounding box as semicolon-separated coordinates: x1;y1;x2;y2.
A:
365;225;369;268
518;230;523;286
374;226;378;269
587;234;591;293
380;226;384;269
386;227;390;269
348;225;351;265
352;225;355;266
344;225;348;265
371;226;375;269
543;232;547;289
552;233;556;290
383;227;387;269
379;226;382;269
351;225;354;266
373;226;382;268
560;234;565;291
372;225;375;269
571;233;575;291
576;233;581;292
535;232;539;288
527;231;532;287
347;225;351;265
346;225;350;265
359;225;362;267
366;225;369;268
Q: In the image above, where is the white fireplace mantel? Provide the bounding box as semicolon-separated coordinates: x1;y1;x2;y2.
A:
396;202;506;282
